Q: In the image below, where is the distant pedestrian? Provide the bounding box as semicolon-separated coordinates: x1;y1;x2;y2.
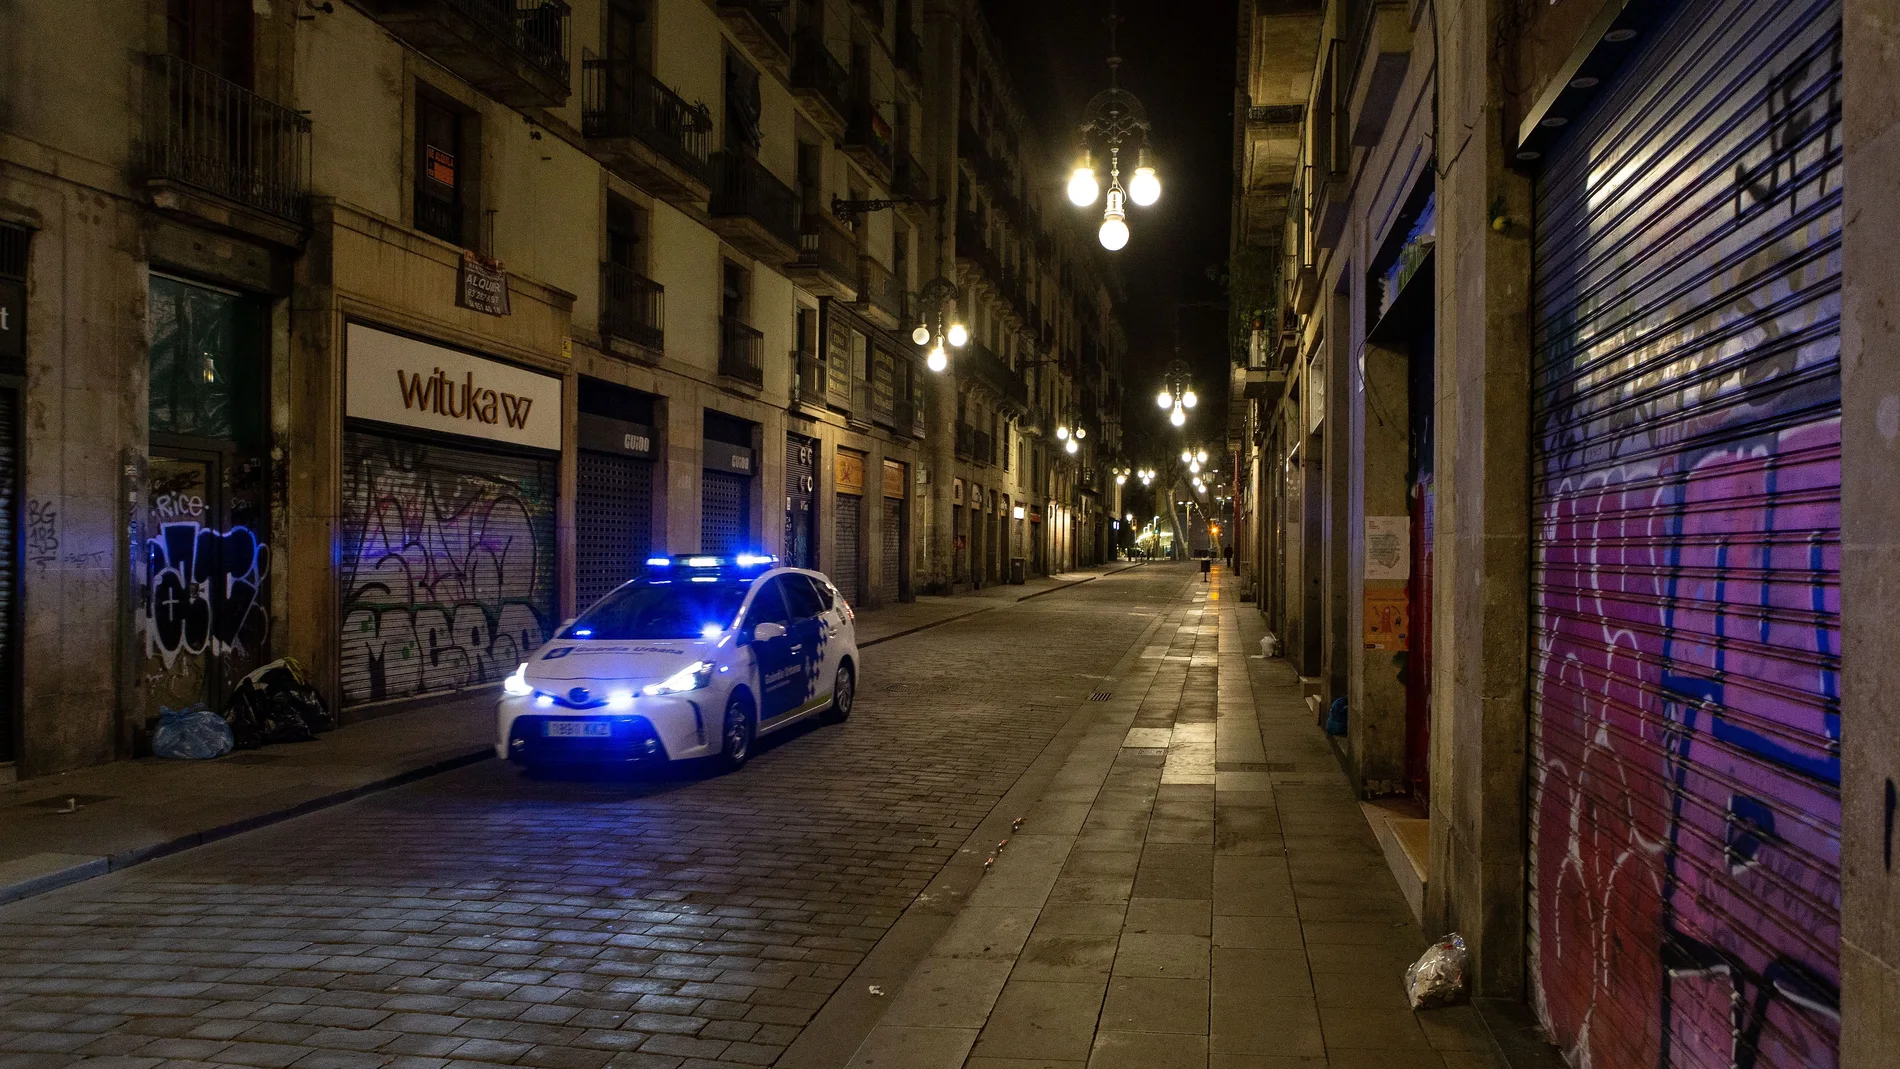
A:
1200;555;1212;582
1222;544;1233;569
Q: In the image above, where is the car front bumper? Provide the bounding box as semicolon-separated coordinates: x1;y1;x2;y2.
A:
496;693;719;764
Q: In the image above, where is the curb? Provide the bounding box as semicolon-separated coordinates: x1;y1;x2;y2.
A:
0;747;493;907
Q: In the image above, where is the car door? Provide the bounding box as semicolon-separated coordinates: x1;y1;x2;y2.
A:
746;578;803;720
779;573;830;708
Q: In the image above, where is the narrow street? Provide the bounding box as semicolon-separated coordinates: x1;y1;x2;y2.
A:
0;565;1503;1069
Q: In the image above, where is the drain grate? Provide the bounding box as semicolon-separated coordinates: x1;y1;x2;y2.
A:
1087;691;1113;702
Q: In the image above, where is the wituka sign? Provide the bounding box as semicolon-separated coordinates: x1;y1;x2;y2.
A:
345;324;562;451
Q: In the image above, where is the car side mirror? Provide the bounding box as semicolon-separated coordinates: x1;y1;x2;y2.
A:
752;622;787;642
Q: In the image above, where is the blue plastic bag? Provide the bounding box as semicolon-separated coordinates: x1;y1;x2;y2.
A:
1324;697;1348;737
152;704;234;760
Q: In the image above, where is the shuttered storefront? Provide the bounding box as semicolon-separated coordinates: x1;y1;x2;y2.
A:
0;389;16;763
834;448;864;605
1526;2;1842;1067
785;434;816;569
880;459;906;604
702;412;756;557
339;430;558;707
575;450;653;608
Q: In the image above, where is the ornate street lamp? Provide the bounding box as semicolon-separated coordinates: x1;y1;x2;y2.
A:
1067;2;1159;251
1156;358;1196;427
910;275;969;373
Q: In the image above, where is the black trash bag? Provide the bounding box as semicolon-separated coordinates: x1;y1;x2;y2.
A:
223;657;333;747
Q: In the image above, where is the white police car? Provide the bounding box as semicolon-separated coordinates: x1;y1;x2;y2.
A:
496;554;858;773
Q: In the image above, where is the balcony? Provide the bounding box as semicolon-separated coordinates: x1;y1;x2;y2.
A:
582;56;711;205
713;0;792;72
143;54;311;245
955;422;975;461
786;212;859;299
855;256;902;328
845;98;894;180
719;317;765;388
892;148;929;200
793;349;827;410
896;27;924;87
359;0;570;107
790;32;850;136
965;343;1028;415
599;262;664;356
708;151;801;262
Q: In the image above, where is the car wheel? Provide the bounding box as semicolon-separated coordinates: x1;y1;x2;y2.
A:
716;693;756;772
823;663;855;724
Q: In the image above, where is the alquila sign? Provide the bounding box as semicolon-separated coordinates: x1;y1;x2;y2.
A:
346;323;562;451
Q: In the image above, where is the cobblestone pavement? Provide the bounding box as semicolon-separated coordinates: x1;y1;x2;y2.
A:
0;565;1184;1069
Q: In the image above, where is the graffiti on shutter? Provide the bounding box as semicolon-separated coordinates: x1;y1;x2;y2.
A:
1527;2;1842;1067
785;434;816;569
576;451;654;609
339;431;556;706
834;493;861;606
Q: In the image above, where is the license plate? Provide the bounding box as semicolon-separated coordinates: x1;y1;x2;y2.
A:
545;721;612;738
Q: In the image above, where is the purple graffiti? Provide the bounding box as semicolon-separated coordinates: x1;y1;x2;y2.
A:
141;522;271;665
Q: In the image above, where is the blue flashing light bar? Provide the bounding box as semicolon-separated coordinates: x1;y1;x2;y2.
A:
645;556;672;567
662;553;779;570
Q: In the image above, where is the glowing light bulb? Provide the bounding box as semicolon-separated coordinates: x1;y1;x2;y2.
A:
1068;163;1100;206
1056;425;1069;441
1075;427;1085;440
1197;449;1208;463
927;345;947;372
1065;438;1079;454
1170;406;1186;427
947;322;969;347
912;324;931;345
1190;460;1201;474
1182;390;1198;408
1099;215;1129;251
1181;450;1192;463
1157;389;1173;409
1129;166;1160;207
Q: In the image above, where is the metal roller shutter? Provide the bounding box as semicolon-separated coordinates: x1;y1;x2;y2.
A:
785;435;816;569
339;430;558;707
834;493;861;606
576;451;654;609
1526;2;1842;1066
700;470;750;556
0;390;15;762
880;498;901;604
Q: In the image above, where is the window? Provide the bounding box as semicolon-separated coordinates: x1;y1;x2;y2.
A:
722;260;750;322
148;274;262;446
796;139;823;218
415;91;465;246
565;579;750;640
167;0;253;86
781;574;827;619
746;580;790;627
725;50;762;153
606;0;653;69
607;193;645;271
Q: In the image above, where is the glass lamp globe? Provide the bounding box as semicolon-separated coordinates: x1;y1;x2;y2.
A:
1170;406;1186;427
1196;449;1208;463
1189;460;1201;474
1099;215;1129;251
1065;438;1079;454
911;324;931;345
1068;163;1100;207
1056;425;1069;440
1075;426;1086;440
1129;166;1160;207
1116;474;1126;485
1157;389;1173;409
1182;390;1198;408
947;322;969;347
1180;450;1192;463
927;345;948;372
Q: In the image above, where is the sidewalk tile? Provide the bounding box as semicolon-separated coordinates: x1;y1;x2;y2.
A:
1086;1029;1207;1069
1097;976;1207;1035
1122;898;1210;937
970;980;1104;1062
1110;934;1208;980
844;1025;976;1069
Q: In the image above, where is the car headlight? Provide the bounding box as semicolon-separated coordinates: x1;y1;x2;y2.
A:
643;660;714;696
504;663;533;696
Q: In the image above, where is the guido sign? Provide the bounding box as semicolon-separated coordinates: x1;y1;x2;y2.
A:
346;323;562;451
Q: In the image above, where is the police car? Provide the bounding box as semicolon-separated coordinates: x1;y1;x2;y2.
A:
496;554;858;773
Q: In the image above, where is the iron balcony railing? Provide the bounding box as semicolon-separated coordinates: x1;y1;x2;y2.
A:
144;53;311;222
857;256;901;321
710;151;802;250
467;0;570;83
790;31;850;121
797;213;859;282
582;55;711;180
719;316;765;387
794;349;826;406
600;262;664;351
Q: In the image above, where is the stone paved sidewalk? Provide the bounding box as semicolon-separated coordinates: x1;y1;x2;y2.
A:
826;567;1515;1068
0;564;1136;907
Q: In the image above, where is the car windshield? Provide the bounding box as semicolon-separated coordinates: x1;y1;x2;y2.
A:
562;578;751;640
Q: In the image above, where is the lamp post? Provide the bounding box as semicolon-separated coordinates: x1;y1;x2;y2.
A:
1067;1;1160;251
910;275;969;373
1155;358;1197;428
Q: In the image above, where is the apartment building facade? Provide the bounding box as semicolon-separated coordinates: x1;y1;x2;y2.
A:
1228;0;1900;1064
0;0;1123;779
